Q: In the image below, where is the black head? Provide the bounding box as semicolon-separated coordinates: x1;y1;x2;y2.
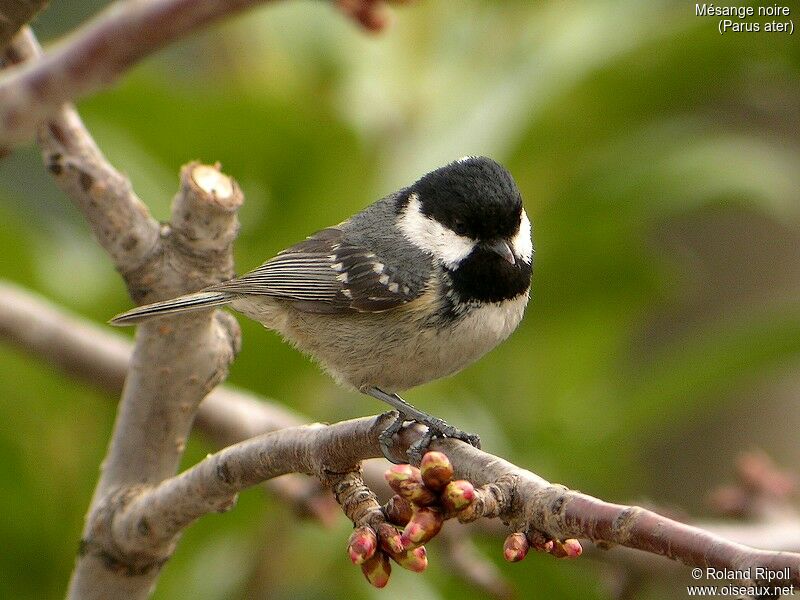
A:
397;157;533;305
408;156;523;242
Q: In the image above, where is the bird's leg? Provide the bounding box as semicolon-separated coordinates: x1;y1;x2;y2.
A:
364;387;481;463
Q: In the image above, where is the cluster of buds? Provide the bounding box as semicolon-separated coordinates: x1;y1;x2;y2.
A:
347;451;476;588
502;531;582;563
346;451;582;587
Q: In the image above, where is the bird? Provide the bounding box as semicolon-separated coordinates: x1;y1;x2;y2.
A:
111;156;533;461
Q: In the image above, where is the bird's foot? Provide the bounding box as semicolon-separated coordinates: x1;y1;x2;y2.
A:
378;410;480;464
407;416;481;464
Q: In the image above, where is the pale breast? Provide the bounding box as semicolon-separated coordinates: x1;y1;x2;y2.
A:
231;291;528;393
439;294;529;372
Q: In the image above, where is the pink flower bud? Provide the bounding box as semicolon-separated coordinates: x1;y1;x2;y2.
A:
385;495;414;526
385;464;422;496
400;507;443;548
391;546;428;573
442;480;475;512
347;526;377;565
376;522;405;555
503;532;529;562
385;464;436;505
551;538;582;559
361;551;391;588
420;451;454;491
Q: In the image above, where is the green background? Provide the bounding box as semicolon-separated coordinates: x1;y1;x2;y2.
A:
1;1;799;598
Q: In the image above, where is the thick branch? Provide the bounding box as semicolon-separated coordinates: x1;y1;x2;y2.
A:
6;25;251;593
78;414;800;587
67;163;243;599
4;41;248;578
112;416;391;558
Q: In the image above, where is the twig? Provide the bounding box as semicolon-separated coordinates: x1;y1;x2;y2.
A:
0;0;409;148
4;28;159;276
584;452;800;596
438;439;800;587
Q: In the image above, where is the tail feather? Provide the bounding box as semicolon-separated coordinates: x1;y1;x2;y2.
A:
109;291;233;326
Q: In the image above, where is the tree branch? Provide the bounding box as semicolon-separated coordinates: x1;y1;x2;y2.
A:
73;412;800;588
3;280;800;591
0;0;274;148
439;440;800;587
66;163;243;599
0;0;408;149
3;7;796;598
4;30;246;597
0;279;304;435
111;416;391;562
4;28;160;276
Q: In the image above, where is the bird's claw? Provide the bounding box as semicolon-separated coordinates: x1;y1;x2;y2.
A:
408;416;481;464
379;411;481;464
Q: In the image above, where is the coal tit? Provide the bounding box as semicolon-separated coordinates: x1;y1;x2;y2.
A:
112;156;533;459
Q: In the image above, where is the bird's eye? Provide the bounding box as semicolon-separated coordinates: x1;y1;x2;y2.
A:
453;220;468;236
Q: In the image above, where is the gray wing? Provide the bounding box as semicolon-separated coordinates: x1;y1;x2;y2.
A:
209;227;423;313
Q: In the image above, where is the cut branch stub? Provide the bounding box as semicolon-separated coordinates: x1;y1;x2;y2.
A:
170;162;243;259
127;162;243;305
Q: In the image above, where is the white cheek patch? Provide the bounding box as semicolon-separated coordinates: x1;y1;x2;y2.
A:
512;209;533;264
399;193;476;268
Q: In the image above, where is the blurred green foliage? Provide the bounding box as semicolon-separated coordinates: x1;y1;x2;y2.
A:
1;1;799;598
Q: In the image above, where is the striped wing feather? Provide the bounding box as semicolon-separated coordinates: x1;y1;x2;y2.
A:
210;228;420;313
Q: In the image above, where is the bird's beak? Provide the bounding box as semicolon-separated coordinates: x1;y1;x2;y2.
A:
485;239;516;265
